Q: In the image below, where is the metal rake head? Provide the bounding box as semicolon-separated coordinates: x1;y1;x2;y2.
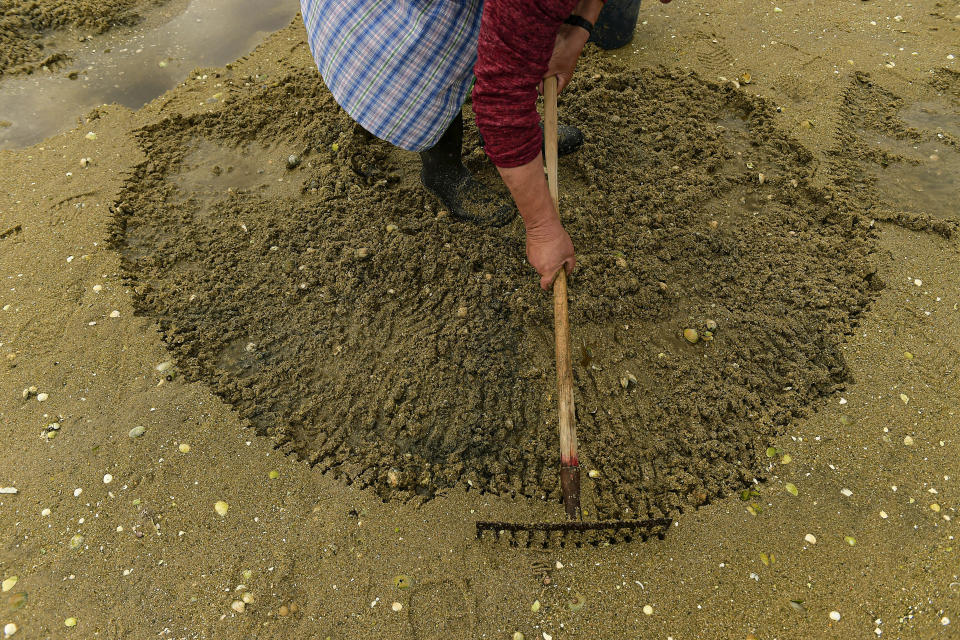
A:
476;517;672;548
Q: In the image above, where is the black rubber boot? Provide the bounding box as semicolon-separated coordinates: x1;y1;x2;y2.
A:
541;123;585;157
420;112;516;228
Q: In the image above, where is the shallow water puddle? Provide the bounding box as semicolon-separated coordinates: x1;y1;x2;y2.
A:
0;0;299;149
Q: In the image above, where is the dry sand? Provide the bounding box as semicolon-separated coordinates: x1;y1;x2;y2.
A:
1;1;959;638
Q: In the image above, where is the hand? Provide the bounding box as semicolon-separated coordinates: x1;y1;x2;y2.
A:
540;24;590;93
526;216;576;290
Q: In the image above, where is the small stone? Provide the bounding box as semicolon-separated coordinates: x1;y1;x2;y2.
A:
128;426;146;438
841;488;853;497
643;604;654;616
156;361;173;372
178;443;191;453
513;633;525;640
2;576;17;592
70;534;83;549
903;435;915;446
391;602;402;612
904;351;914;359
356;247;370;259
278;605;289;616
286;155;300;169
386;224;398;232
64;617;77;627
804;533;817;545
942;617;950;626
931;503;941;513
231;600;245;613
0;488;17;494
103;474;113;484
41;508;51;516
109;310;120;318
829;611;841;621
588;469;600;478
456;306;468;318
844;536;857;546
214;501;229;517
3;622;17;637
242;592;254;604
785;483;798;496
92;284;102;293
268;470;280;479
531;599;541;613
913;278;922;287
73;488;82;497
899;393;909;404
879;510;888;519
705;319;718;331
85;132;97;140
758;173;766;185
781;454;792;464
615;256;628;268
683;328;699;344
36;393;49;402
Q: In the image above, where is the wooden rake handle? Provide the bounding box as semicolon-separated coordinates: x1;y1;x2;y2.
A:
544;76;581;521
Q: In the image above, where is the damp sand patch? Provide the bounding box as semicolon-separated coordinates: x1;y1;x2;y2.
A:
112;63;877;519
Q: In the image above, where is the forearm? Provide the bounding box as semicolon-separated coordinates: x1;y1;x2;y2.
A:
496;153;557;230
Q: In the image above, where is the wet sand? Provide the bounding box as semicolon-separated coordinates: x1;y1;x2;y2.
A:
1;1;959;638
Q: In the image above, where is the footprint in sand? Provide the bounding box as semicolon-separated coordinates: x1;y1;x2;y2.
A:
408;580;475;640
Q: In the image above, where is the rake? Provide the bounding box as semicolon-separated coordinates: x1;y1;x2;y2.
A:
476;76;671;547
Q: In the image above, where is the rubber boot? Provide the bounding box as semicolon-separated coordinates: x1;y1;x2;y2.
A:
541;123;585;157
420;112;516;228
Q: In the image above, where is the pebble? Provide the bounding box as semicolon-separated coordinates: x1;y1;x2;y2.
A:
85;132;96;140
278;605;289;616
92;284;102;293
231;600;245;613
705;319;718;331
804;533;817;545
156;361;173;372
643;604;654;616
103;474;113;484
73;488;82;497
36;393;49;402
79;157;91;168
588;469;600;478
64;617;77;627
615;256;628;268
913;278;922;287
512;633;524;640
386;224;398;232
903;435;915;446
268;470;280;479
3;623;16;637
391;602;402;612
356;247;370;259
286;155;300;170
931;503;941;513
683;328;699;344
456;306;468;318
829;611;841;621
841;488;853;497
129;426;146;438
110;310;120;318
880;510;888;519
531;600;541;613
241;593;254;604
178;443;191;453
899;393;909;405
2;576;17;592
215;501;230;516
41;508;50;516
0;488;16;495
70;534;83;549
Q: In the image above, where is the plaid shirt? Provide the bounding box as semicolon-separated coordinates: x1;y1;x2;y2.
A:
300;0;484;152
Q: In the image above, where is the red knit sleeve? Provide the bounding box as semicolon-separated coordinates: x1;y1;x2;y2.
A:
472;0;578;168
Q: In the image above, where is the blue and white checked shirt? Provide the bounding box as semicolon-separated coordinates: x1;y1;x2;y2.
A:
300;0;484;152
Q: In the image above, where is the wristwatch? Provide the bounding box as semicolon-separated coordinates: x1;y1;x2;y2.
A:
563;14;594;34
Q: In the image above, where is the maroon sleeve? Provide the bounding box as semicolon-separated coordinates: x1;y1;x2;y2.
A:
472;0;578;168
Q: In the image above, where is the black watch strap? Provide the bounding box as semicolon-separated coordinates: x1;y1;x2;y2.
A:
564;14;594;34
